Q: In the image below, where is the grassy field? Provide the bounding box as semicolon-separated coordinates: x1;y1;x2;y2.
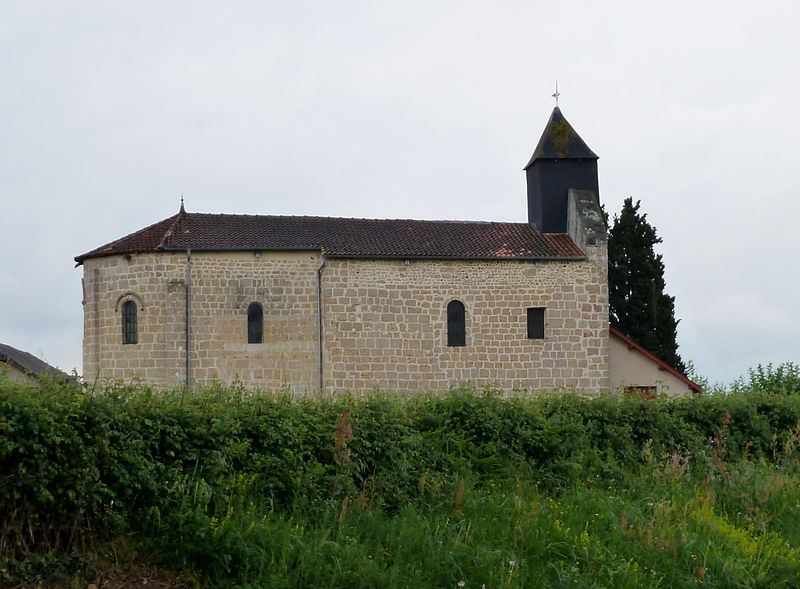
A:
2;374;800;587
138;461;800;588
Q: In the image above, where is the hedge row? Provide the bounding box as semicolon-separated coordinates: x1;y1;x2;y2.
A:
2;380;800;559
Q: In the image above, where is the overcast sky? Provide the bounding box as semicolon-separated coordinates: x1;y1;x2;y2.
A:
1;1;798;385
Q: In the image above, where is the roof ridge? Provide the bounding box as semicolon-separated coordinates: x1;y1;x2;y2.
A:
184;211;532;226
157;206;187;250
0;342;66;379
74;212;182;264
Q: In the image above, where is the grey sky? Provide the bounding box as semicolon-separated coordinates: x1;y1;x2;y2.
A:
1;0;798;385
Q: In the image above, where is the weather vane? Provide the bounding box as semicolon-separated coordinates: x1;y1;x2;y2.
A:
552;81;560;106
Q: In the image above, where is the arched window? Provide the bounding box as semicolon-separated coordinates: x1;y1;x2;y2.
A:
247;302;263;344
122;300;138;344
447;300;466;347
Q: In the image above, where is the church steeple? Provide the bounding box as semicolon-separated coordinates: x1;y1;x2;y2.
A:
525;107;599;233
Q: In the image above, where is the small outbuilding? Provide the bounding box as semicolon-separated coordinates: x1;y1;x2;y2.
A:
0;343;70;386
609;327;702;397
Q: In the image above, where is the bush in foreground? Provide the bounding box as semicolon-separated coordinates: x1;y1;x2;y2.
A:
2;380;800;586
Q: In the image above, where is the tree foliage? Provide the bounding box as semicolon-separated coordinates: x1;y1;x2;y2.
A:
608;198;684;372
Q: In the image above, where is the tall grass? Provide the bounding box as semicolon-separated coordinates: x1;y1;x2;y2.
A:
140;460;800;588
2;378;800;587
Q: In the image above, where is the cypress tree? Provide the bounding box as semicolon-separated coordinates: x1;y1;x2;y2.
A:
608;198;684;372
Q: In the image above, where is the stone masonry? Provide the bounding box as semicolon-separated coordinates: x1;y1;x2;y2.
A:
82;244;609;394
83;251;320;392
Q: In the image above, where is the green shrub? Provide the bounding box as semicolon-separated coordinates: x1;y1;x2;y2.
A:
3;380;800;586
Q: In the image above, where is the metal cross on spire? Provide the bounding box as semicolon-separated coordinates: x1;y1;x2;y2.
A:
552;81;560;106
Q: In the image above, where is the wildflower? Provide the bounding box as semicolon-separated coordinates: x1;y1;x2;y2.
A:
457;581;465;588
509;560;516;567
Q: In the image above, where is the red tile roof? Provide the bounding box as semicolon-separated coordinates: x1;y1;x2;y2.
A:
75;209;585;264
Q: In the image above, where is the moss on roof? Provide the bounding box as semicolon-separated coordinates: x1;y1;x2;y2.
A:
525;107;598;168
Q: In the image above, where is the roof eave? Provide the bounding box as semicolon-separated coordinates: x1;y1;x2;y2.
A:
75;245;325;265
324;253;586;262
524;154;600;171
75;248;585;264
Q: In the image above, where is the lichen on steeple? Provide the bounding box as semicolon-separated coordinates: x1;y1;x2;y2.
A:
524;106;598;169
524;106;600;233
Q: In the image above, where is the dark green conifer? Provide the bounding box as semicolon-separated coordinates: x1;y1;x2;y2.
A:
608;198;685;372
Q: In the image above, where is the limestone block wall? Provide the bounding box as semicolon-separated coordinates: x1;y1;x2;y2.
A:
188;252;319;391
82;246;609;394
82;251;321;392
82;253;187;386
321;246;609;393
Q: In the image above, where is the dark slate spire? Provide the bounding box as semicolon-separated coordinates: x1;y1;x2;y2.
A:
524;107;598;168
525;107;599;233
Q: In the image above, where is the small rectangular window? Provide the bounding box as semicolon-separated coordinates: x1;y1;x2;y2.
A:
527;307;545;339
624;385;658;400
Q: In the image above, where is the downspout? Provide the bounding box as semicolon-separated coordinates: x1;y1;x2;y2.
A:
316;253;327;393
185;249;192;389
92;268;100;377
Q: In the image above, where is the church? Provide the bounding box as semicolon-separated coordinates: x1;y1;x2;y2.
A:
75;107;698;396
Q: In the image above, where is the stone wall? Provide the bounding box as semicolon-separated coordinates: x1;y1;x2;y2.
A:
82;251;321;392
82;246;609;394
83;252;188;386
322;246;608;393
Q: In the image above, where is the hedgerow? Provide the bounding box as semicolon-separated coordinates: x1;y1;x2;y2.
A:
2;379;800;586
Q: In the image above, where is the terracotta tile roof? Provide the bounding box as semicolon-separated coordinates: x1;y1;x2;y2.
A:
75;209;584;264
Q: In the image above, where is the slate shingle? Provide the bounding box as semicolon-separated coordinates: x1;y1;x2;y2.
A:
524;106;598;168
0;343;70;381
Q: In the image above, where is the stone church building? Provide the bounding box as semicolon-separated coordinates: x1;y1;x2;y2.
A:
76;107;694;395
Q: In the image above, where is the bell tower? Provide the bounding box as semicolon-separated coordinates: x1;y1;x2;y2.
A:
525;107;599;233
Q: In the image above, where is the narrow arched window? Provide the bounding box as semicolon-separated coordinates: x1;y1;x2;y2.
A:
122;300;138;344
447;300;466;347
247;302;263;344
